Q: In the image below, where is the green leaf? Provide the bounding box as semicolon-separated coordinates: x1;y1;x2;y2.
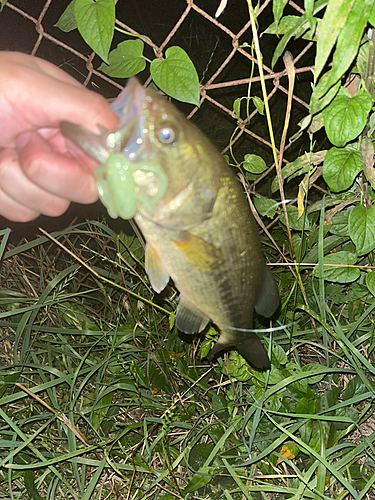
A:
263;15;301;35
370;2;375;25
200;338;213;359
308;112;324;133
75;0;115;63
252;363;285;385
226;352;253;381
292;234;306;260
329;210;350;236
273;0;288;24
271;151;325;193
357;41;370;79
271;20;309;68
310;77;341;115
54;0;77;32
312;251;360;282
280;205;311;231
58;301;98;330
270;342;288;365
263;392;283;411
243;154;267;174
304;235;348;263
130;360;149;389
24;471;44;500
279;440;300;460
296;397;315;443
304;0;315;29
343;374;370;400
189;444;215;471
323;91;372;147
99;40;145;78
314;0;374;98
366;271;375;295
253;197;279;218
212;393;229;421
302;364;326;384
252;96;264;114
233;98;241;117
151;46;200;106
323;147;362;192
314;0;356;81
349;204;375;255
184;468;212;493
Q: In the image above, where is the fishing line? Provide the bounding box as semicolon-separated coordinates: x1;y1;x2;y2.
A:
222;318;302;334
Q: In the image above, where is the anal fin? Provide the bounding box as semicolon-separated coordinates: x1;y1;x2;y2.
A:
175;296;210;334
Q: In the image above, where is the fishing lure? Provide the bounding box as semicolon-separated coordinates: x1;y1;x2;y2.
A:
94;153;168;219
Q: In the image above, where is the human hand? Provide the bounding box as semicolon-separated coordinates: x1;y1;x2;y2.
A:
0;52;119;222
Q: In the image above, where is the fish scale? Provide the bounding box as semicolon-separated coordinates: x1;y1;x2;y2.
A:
61;77;280;371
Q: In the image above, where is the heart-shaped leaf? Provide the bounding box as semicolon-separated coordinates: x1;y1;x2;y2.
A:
349;204;375;255
99;40;145;78
55;0;77;32
329;211;350;236
75;0;115;63
323;91;372;147
323;147;362;192
243;154;267;174
150;46;200;106
253;197;279;218
312;251;360;282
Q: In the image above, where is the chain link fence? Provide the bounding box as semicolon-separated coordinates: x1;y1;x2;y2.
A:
1;0;314;164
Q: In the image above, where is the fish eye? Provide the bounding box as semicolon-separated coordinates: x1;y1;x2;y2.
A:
157;124;178;144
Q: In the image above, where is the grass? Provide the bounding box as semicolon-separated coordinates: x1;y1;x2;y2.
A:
0;219;374;500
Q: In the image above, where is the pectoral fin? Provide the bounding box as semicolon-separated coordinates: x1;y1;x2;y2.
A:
175;296;210;334
207;330;271;371
254;267;280;318
174;232;224;270
145;243;170;293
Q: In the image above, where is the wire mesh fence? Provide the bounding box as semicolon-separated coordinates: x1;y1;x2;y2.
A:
1;0;314;165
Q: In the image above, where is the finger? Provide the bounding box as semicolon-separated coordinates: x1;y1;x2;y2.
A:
24;72;119;133
17;131;99;203
0;148;70;217
0;56;119;147
0;188;39;222
1;52;83;87
36;128;101;173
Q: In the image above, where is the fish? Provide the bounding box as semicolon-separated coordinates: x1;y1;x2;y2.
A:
61;77;279;370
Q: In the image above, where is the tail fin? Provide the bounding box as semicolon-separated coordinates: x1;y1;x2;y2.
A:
207;330;270;371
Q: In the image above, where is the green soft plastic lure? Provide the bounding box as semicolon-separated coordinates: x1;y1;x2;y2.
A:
94;153;168;219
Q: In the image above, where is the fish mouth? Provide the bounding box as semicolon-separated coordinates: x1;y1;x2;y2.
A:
60;78;149;164
110;78;148;159
111;77;144;121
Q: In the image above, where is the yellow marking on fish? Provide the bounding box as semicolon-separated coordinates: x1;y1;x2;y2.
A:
174;232;224;270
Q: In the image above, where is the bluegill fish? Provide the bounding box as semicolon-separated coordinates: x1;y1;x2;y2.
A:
61;78;279;370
